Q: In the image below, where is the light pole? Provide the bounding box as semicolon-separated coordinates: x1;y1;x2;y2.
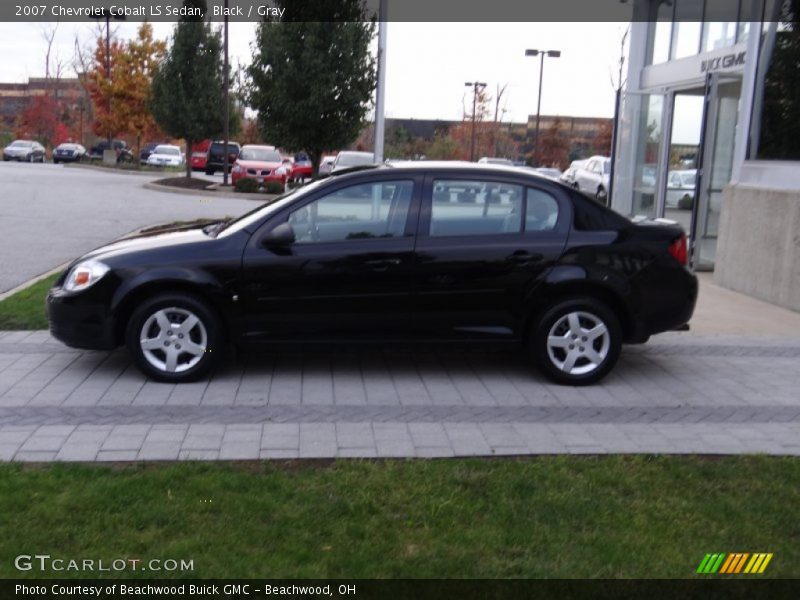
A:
222;0;230;186
525;48;560;166
464;81;486;162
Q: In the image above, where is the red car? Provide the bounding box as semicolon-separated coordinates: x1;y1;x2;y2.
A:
190;139;211;171
231;145;290;187
290;152;313;181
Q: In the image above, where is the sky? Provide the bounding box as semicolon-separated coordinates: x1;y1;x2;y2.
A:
0;21;630;121
0;20;707;144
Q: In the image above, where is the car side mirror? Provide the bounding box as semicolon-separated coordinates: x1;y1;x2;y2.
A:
261;222;295;249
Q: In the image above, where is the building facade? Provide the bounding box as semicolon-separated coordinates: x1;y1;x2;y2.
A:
614;0;800;311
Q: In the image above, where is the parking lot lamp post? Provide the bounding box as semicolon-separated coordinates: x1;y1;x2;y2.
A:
525;49;560;166
465;81;487;162
223;0;230;186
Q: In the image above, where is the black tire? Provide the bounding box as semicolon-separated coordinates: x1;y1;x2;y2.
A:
530;297;622;386
125;292;224;383
596;186;608;206
205;168;215;176
28;154;34;163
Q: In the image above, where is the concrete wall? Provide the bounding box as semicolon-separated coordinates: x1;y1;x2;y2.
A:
714;184;800;312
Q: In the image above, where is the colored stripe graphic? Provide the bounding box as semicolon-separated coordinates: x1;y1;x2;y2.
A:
701;553;773;574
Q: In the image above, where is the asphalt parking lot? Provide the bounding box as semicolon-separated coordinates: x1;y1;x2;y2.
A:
0;162;256;293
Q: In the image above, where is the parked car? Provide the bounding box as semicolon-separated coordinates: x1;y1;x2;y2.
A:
530;167;563;179
204;140;240;175
139;142;159;165
231;145;289;188
189;139;211;171
52;143;86;164
559;160;585;188
331;150;374;173
3;140;46;162
573;156;611;205
318;155;336;176
47;162;696;386
666;169;697;208
146;144;184;168
478;157;514;166
87;140;127;161
290;152;313;181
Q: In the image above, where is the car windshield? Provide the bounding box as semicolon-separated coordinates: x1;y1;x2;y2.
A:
337;152;373;166
10;141;31;147
216;178;331;238
155;146;180;156
211;143;239;152
681;173;697;186
603;161;611;174
240;148;282;162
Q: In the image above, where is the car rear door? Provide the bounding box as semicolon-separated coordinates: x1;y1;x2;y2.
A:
410;172;570;341
238;174;421;341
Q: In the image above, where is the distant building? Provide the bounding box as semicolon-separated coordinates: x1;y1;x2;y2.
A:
0;77;90;137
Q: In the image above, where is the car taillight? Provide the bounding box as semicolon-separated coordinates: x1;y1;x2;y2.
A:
668;233;688;266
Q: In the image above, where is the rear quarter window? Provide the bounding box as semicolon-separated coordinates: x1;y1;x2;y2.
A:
568;188;631;231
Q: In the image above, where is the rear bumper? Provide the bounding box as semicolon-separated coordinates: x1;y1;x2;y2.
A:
628;267;698;342
46;290;117;350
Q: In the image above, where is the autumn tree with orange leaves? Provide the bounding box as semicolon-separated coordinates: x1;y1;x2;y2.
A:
86;23;166;155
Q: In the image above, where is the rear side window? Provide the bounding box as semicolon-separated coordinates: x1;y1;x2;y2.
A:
525;188;559;231
569;188;632;231
429;179;523;236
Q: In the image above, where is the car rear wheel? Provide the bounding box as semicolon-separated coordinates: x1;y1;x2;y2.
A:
531;297;621;385
125;293;223;383
596;186;607;205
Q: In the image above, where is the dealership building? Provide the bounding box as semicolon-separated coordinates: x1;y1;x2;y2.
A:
613;0;800;311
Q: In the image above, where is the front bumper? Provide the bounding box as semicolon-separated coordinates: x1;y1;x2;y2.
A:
46;288;117;350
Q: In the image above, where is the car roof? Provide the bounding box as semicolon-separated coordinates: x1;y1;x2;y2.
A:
330;160;563;183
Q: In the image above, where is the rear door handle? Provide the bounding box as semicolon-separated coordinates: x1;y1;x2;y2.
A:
507;251;543;265
364;258;402;271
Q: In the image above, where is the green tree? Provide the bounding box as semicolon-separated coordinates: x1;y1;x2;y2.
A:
150;2;224;178
247;0;377;175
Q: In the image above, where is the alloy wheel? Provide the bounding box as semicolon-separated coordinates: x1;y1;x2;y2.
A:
139;307;208;374
546;311;610;376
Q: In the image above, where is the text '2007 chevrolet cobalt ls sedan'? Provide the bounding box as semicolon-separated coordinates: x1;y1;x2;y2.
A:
47;162;697;385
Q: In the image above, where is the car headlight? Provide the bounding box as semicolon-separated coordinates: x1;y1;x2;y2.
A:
232;164;242;173
275;166;287;176
63;260;110;292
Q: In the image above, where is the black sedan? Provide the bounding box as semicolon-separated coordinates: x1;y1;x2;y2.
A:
47;163;697;385
52;143;87;164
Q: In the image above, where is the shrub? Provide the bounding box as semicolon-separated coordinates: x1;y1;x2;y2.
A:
263;181;285;195
678;194;694;210
234;178;259;193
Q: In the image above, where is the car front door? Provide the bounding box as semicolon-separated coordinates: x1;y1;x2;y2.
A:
410;174;570;341
238;176;420;342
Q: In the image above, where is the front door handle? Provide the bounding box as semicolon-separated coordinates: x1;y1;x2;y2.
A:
507;251;543;265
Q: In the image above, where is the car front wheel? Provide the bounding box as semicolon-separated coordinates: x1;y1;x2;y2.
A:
531;298;621;385
596;186;608;206
125;292;223;383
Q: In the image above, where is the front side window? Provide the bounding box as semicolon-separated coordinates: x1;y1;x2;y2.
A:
429;180;523;236
287;180;413;244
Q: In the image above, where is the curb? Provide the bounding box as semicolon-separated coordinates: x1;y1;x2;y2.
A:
0;263;69;301
63;162;163;178
143;180;278;201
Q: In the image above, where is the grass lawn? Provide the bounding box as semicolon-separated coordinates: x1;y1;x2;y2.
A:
0;273;58;330
1;456;798;579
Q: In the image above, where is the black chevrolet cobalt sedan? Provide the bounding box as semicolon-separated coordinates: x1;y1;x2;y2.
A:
47;162;697;385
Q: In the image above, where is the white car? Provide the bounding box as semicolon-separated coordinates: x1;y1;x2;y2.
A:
573;156;611;205
331;151;374;173
318;155;336;176
477;157;514;166
146;144;184;167
666;169;697;208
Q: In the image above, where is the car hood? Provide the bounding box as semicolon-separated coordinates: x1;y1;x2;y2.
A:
78;226;214;263
149;154;181;160
4;147;28;154
237;160;282;170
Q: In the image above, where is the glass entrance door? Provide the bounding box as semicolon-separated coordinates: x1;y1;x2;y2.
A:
691;73;742;270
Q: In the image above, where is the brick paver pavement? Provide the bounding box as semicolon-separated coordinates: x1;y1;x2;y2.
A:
1;330;799;461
